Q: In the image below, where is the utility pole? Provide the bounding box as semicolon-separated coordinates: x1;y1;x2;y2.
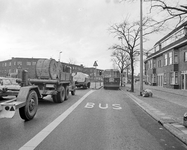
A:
59;51;62;62
140;0;144;95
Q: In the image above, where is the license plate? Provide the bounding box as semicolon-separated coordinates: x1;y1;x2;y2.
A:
109;78;114;82
46;84;54;88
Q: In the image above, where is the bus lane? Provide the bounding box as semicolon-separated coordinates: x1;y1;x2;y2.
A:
32;89;187;150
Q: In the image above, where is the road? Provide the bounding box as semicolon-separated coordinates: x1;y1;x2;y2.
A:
0;89;88;150
0;88;187;150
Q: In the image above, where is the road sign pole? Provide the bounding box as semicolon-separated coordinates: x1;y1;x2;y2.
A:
93;61;98;89
95;67;96;89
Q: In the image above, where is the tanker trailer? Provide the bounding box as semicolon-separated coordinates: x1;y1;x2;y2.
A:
72;72;90;89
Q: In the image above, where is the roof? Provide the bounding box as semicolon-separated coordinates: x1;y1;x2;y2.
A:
154;21;187;46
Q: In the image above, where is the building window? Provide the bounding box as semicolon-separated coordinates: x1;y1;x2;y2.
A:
17;61;22;65
175;72;178;84
154;45;159;52
32;62;36;65
9;62;11;66
27;62;31;66
4;63;6;67
184;52;187;62
174;53;178;64
158;60;162;68
164;73;167;84
153;59;156;68
148;60;152;69
168;52;172;65
170;72;178;85
164;54;168;66
14;62;16;65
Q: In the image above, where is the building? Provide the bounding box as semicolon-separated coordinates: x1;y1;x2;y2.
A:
144;21;187;89
0;57;103;80
60;63;103;81
83;67;103;81
62;62;84;74
0;57;40;78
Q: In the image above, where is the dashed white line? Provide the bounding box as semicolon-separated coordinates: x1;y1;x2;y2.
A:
19;90;94;150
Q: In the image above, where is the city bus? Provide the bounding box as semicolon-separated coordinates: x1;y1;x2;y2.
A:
103;69;120;89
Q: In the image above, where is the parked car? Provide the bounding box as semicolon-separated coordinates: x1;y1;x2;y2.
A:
0;77;20;99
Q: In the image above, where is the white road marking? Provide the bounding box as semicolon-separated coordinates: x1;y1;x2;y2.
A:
85;102;95;108
19;90;94;150
84;103;122;110
112;104;122;110
99;103;108;109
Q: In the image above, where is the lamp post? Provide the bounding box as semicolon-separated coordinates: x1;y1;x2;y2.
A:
59;51;62;62
140;0;144;95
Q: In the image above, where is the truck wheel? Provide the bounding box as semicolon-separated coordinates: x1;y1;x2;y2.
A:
52;86;65;103
65;86;69;100
19;90;38;121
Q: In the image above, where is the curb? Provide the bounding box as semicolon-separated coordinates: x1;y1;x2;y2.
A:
125;91;187;146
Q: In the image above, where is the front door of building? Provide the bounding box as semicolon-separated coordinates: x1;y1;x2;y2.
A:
181;74;187;90
161;76;163;86
157;74;163;87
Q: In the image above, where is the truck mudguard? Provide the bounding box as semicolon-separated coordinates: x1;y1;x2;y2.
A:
17;86;41;104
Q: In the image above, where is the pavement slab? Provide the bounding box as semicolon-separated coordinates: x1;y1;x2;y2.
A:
122;84;187;146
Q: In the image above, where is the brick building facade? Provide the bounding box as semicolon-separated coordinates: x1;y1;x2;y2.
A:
144;21;187;89
0;57;103;81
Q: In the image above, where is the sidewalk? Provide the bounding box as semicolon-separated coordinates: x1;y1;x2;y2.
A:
122;83;187;145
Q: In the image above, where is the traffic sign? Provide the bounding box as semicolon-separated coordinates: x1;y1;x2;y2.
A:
10;106;15;111
93;61;98;67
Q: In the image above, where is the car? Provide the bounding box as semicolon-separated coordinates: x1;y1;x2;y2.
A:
0;77;20;99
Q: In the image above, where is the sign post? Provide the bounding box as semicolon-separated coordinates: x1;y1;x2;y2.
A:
93;61;98;89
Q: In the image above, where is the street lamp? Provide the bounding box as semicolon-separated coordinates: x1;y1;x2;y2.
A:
140;0;144;95
59;51;62;62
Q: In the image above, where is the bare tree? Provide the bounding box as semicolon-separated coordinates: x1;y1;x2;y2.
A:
149;0;187;26
121;0;187;26
109;17;162;92
68;58;77;65
111;48;130;86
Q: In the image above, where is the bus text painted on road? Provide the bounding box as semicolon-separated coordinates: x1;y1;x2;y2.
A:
85;103;122;110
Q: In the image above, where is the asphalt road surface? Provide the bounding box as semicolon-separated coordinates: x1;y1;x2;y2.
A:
1;88;187;150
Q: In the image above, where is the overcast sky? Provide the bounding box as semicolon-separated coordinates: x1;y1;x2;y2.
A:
0;0;183;72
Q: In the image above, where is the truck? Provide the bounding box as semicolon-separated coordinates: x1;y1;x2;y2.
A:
72;72;90;89
0;58;76;121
